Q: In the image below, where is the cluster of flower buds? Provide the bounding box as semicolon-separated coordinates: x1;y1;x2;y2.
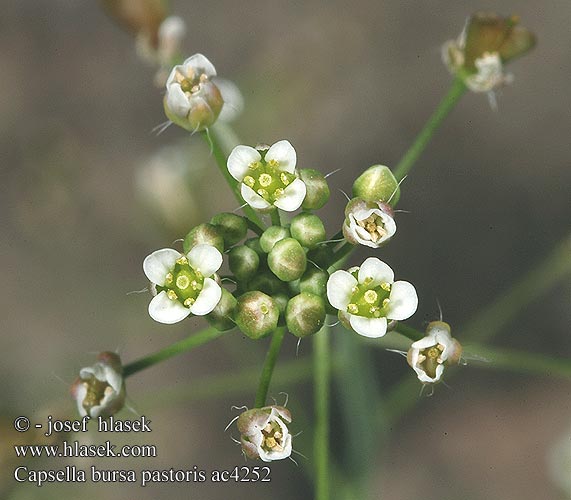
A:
70;352;126;418
442;12;536;93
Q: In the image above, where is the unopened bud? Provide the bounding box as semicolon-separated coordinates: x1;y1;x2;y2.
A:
299;268;328;297
268;238;307;282
286;293;326;337
260;226;291;253
229;246;260;282
235;291;279;339
245;237;265;257
290;213;326;249
299;169;330;210
210;212;248;247
352;165;400;206
206;288;237;331
183;223;225;253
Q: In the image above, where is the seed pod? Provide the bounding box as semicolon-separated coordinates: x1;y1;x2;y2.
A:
235;291;279;339
210;212;248;247
299;169;330;210
290;213;326;249
183;223;225;253
286;293;326;337
268;238;307;282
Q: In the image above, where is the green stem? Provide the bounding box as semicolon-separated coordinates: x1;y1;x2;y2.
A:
393;77;467;181
253;327;286;407
123;327;226;377
202;128;264;230
270;208;281;227
314;327;330;500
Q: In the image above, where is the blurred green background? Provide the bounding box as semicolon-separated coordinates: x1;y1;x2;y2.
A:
2;0;571;499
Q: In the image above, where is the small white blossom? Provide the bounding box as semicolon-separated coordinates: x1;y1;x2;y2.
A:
157;16;186;64
143;244;223;324
327;257;418;338
70;352;125;418
163;54;224;132
343;198;396;248
237;406;293;462
407;321;462;384
227;140;307;212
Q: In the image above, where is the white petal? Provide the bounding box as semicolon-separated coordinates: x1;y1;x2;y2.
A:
326;270;357;310
241;184;272;210
265;140;297;173
386;281;418;321
258;434;292;461
73;383;88;417
410;334;438;351
102;365;123;394
187;244;223;277
189;278;222;316
183;53;217;78
148;290;191;324
165;84;190;118
227;145;261;181
273;178;306;211
358;257;394;286
143;248;181;285
349;315;388;338
215;78;244;122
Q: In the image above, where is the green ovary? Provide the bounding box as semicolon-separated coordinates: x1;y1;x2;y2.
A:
160;256;204;308
346;281;392;318
243;159;295;203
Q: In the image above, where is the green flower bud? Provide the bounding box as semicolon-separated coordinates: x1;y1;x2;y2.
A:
260;226;291;253
299;169;330;210
299;268;328;297
229;246;260;282
245;237;265;257
286;293;326;337
352;165;400;206
290;213;326;249
210;212;248;247
248;272;287;296
273;292;289;317
235;291;279;339
183;223;225;253
268;238;307;282
206;288;237;331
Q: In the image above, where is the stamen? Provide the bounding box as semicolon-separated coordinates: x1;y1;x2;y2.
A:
380;282;391;292
257;188;269;198
167;290;178;300
382;298;390;307
243;176;255;188
363;276;373;285
165;273;174;284
280;173;291;185
274;188;284;198
176;256;188;265
347;303;359;314
268;159;279;167
184;297;195;307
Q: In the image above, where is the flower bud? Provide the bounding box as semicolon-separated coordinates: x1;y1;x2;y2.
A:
245;237;265;257
206;288;237;331
268;238;307;282
407;321;462;384
183;223;225;253
286;293;326;337
229;246;260;282
164;54;224;132
352;165;400;206
235;291;279;339
343;197;396;248
210;212;248;247
236;405;292;462
299;169;330;210
290;213;326;249
299;268;328;297
70;352;126;418
247;272;287;296
260;226;291;253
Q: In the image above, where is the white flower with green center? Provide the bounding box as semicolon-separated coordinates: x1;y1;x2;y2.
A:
143;244;223;324
164;54;224;132
327;257;418;338
227;140;307;212
70;352;126;418
343;198;396;248
407;321;462;384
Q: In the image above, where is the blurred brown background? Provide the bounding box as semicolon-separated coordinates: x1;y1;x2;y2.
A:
1;1;571;499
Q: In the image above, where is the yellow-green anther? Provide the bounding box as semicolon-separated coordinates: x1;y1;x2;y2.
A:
363;276;373;285
183;297;195;307
280;173;291;185
249;161;261;170
176;256;188;265
244;175;255;188
274;188;284;198
268;159;279;168
167;290;178;300
165;273;174;284
347;303;359;314
364;290;378;304
180;79;193;92
382;298;390;307
257;188;269;198
176;275;190;289
380;282;391;291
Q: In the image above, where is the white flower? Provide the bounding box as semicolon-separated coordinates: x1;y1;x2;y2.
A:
407;321;462;384
327;257;418;338
70;352;126;418
163;54;224;132
464;52;511;93
227;140;307;212
237;406;293;462
143;244;223;324
343;198;396;248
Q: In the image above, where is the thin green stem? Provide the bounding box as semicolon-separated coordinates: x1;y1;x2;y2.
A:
393;77;467;181
270;208;281;227
314;327;330;500
202;128;264;230
253;327;286;408
123;327;226;377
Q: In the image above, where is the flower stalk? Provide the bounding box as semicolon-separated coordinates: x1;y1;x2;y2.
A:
314;327;330;500
253;327;287;408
